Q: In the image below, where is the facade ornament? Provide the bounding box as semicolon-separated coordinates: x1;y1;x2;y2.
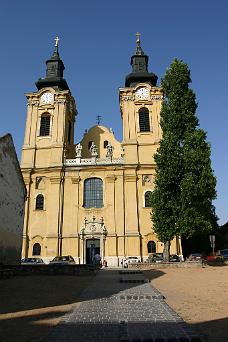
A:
106;143;113;158
75;143;82;157
90;142;98;157
121;147;125;158
122;95;134;101
151;95;163;100
142;174;152;185
27;99;39;106
56;99;66;104
79;227;85;239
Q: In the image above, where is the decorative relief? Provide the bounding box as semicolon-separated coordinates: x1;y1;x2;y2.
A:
151;95;163;100
121;94;163;101
122;95;134;101
27;100;39;106
80;216;107;238
142;175;152;186
55;99;66;104
35;176;46;189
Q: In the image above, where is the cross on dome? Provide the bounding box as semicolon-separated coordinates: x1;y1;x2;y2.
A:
55;36;60;47
136;32;141;44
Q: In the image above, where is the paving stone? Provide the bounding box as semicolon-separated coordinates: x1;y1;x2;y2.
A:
47;269;201;342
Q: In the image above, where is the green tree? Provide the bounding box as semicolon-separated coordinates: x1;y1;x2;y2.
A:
151;59;217;261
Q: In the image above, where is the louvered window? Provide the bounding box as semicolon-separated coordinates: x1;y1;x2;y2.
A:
139;108;150;132
40;115;50;136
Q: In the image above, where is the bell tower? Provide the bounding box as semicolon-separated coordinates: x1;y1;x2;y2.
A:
21;37;77;170
119;33;163;165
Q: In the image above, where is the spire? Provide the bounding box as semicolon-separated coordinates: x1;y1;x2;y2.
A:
125;33;158;87
36;36;69;91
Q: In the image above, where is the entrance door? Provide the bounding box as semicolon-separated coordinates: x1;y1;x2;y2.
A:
86;239;100;264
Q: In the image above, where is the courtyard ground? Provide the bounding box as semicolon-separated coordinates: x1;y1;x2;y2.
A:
0;275;93;342
146;265;228;342
0;266;227;341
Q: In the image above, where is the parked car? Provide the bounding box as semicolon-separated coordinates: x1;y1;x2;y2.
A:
145;254;156;263
145;253;164;263
218;249;228;260
207;255;224;262
21;257;44;265
49;255;75;265
123;256;141;268
169;254;180;262
154;253;163;263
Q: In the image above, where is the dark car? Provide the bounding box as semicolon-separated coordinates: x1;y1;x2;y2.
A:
154;253;164;263
49;256;75;265
218;249;228;260
21;257;44;265
169;254;180;262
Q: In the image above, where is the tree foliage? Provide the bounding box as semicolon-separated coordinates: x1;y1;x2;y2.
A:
151;59;217;257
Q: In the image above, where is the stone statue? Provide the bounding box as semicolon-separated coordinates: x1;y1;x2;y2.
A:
106;143;113;158
90;142;98;157
75;143;82;157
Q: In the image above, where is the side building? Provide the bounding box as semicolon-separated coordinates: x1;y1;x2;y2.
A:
21;36;182;265
0;134;26;264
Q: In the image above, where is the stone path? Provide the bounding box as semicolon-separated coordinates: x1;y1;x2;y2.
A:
48;269;201;341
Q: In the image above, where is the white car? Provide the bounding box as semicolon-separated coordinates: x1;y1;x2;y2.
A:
123;256;141;268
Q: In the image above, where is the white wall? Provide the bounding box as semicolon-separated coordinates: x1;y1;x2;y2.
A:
0;134;26;264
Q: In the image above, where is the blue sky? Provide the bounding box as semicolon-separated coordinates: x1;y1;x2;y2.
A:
0;1;227;224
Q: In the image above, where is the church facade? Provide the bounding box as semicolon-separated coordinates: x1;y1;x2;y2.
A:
21;36;182;265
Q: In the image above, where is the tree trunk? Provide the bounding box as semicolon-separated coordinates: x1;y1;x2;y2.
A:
163;241;170;262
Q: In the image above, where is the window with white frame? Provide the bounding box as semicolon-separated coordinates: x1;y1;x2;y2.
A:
83;178;103;208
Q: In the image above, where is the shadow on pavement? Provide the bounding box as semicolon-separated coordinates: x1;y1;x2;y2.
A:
1;269;226;341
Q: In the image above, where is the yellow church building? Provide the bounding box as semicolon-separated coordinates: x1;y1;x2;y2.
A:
21;35;182;265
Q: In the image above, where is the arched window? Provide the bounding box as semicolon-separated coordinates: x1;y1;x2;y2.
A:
104;140;109;148
145;191;152;207
147;241;156;254
35;194;44;210
33;243;41;256
139;107;150;132
40;114;50;136
83;178;103;208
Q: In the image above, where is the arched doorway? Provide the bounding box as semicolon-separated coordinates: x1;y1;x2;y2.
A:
86;238;100;264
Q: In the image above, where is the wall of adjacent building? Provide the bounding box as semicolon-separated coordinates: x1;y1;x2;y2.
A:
0;134;26;264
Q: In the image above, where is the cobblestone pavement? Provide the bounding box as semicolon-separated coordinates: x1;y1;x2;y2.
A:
48;269;201;342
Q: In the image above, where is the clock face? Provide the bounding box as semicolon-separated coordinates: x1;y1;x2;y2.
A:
136;88;150;100
40;92;54;104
